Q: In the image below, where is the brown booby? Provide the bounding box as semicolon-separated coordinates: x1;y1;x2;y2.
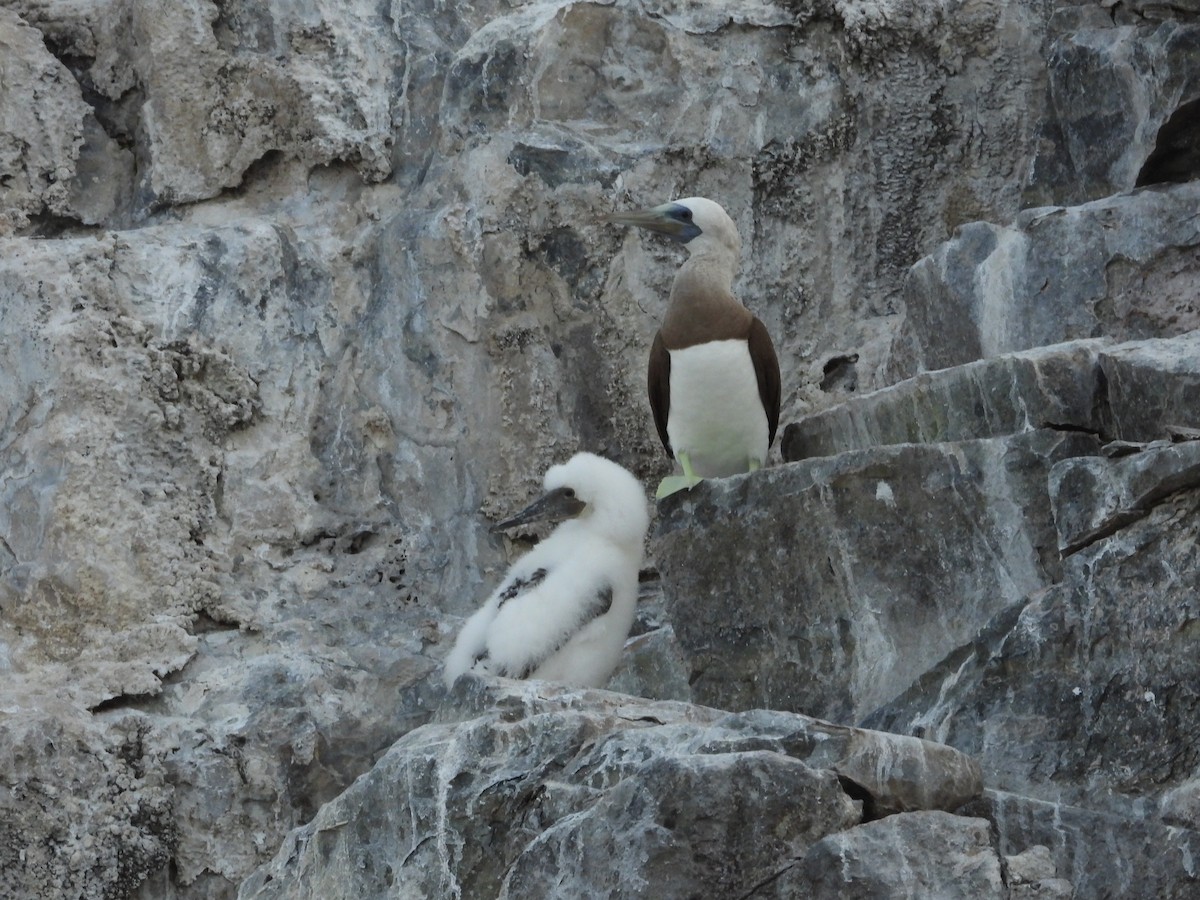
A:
608;197;781;498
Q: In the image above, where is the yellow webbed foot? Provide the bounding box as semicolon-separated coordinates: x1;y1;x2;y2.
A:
656;450;705;499
655;473;704;499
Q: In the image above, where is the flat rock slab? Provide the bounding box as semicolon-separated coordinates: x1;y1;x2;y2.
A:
890;182;1200;379
784;340;1105;461
1049;437;1200;553
239;679;983;899
786;332;1200;461
1099;331;1200;440
655;429;1096;723
790;811;1005;899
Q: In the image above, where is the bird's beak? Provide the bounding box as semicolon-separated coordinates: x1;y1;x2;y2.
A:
604;203;697;240
491;487;587;532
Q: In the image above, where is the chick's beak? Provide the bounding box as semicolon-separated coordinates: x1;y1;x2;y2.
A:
492;487;586;532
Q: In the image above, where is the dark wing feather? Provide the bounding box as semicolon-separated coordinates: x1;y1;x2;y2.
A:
472;568;551;671
497;568;547;610
748;317;781;448
647;331;673;457
514;585;615;679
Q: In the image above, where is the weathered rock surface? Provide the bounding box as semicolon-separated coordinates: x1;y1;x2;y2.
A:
0;704;173;899
239;679;984;899
965;790;1200;900
9;0;398;216
866;484;1200;813
1004;844;1073;900
0;0;1197;897
658;329;1200;897
1048;436;1200;553
889;183;1200;379
0;7;132;234
788;331;1200;461
792;811;1005;899
657;427;1098;723
1026;9;1200;206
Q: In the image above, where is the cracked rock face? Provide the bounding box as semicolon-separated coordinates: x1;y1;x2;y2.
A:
656;427;1095;723
1;0;1198;897
868;485;1200;812
889;184;1200;380
239;679;985;899
791;811;1005;898
0;706;173;900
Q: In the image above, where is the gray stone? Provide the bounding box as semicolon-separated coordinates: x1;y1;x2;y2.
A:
1048;438;1200;553
785;341;1106;462
791;811;1005;899
0;9;95;234
965;790;1200;900
1026;15;1200;206
3;0;1076;401
889;183;1200;379
10;0;400;214
0;220;460;897
0;705;173;900
657;428;1097;724
1099;331;1200;441
606;625;693;703
1161;778;1200;829
1005;844;1074;900
0;0;1198;895
239;679;982;899
866;488;1200;812
790;332;1200;462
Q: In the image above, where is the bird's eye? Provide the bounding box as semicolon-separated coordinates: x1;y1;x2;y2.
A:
562;487;576;498
679;209;693;221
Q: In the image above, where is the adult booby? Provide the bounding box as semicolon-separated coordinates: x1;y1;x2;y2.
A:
443;453;649;689
608;197;781;498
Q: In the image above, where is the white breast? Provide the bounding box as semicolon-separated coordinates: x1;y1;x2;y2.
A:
667;339;769;477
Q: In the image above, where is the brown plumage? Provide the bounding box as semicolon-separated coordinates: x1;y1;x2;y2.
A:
609;197;781;496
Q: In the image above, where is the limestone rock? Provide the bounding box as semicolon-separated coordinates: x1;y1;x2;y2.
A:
1005;844;1073;900
656;427;1097;724
889;183;1200;379
1027;12;1200;206
789;332;1200;462
866;485;1200;812
1099;330;1200;440
966;790;1200;900
0;705;173;900
0;8;129;234
785;340;1105;462
239;679;984;899
791;811;1005;899
1048;437;1200;553
9;0;400;215
606;624;693;703
1161;778;1200;829
0;0;1198;895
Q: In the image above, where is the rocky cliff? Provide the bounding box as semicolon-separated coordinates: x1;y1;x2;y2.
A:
0;0;1197;897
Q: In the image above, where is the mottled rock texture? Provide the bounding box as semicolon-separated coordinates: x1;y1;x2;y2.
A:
1;0;1198;897
792;811;1006;899
240;679;982;899
889;184;1200;379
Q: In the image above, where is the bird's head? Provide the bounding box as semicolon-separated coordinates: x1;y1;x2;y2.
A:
492;452;649;550
605;196;740;259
